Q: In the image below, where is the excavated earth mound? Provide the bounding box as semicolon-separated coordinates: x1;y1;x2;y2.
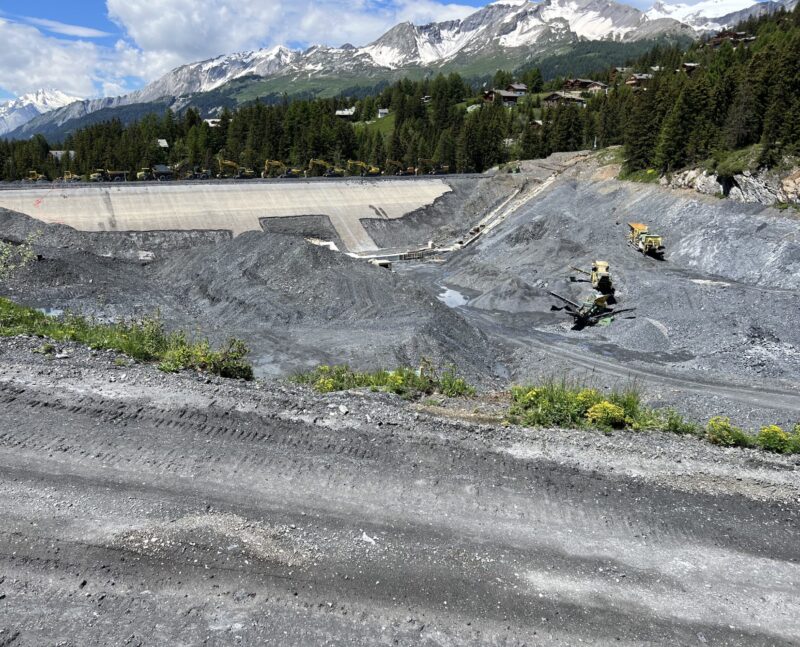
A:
1;209;499;380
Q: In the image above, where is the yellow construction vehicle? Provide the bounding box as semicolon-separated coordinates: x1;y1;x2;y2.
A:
90;169;128;182
384;160;414;176
57;171;80;183
550;292;636;330
570;260;614;296
215;156;253;179
24;170;47;182
136;168;153;181
262;160;286;178
347;160;381;177
628;222;665;259
308;158;344;177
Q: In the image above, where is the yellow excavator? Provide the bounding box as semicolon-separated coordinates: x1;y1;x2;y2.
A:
262;160;285;178
308;158;344;177
215;155;255;179
57;171;80;183
628;223;665;259
347;160;381;177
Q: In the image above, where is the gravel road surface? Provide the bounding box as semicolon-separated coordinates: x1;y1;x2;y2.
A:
1;337;798;646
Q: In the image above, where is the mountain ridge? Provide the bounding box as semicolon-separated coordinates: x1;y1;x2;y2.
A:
4;0;793;140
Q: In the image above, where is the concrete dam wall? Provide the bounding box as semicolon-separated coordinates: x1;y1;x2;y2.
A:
0;179;452;253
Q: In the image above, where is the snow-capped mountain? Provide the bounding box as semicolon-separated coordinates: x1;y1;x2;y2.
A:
6;0;794;140
647;0;796;32
117;0;692;99
0;89;81;136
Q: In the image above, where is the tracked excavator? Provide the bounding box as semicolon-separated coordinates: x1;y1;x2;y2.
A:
628;223;665;259
262;160;286;178
549;292;635;329
570;260;614;296
215;156;255;179
347;160;381;176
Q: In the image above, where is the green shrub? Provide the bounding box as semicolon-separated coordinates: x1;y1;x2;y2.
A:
790;425;800;454
756;425;791;454
292;363;473;399
661;409;701;435
586;401;626;429
705;416;753;448
0;297;253;380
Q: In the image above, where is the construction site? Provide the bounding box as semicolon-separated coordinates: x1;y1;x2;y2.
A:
1;151;799;645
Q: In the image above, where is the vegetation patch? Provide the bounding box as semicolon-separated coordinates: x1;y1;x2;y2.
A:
0;297;253;380
704;144;761;178
291;363;474;399
507;379;799;455
618;168;661;184
507;380;663;432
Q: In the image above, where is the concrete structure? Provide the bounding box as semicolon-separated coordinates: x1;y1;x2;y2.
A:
0;179;451;253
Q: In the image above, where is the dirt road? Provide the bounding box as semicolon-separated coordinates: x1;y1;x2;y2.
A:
1;337;798;646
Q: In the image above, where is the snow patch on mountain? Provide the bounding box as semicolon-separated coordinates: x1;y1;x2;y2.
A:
647;0;762;31
0;89;81;136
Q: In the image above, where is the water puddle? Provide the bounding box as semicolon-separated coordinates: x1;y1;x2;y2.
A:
437;287;468;308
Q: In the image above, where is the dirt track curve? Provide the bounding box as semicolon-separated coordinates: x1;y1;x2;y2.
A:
1;338;798;646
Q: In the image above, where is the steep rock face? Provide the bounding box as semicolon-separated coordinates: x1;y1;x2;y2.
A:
664;166;800;205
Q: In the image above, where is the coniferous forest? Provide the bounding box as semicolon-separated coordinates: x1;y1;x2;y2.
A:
1;5;798;181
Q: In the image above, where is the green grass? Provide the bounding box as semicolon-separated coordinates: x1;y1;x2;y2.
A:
618;168;661;183
354;112;395;137
595;146;625;166
291;363;474;399
506;378;799;455
703;144;761;177
507;379;662;432
0;297;253;380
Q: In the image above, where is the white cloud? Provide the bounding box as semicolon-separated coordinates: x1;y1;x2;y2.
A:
23;17;112;38
107;0;477;75
0;0;479;99
0;19;100;97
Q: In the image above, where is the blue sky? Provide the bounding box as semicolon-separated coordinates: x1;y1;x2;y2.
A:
0;0;700;101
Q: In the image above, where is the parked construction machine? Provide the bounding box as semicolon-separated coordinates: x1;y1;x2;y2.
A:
57;171;80;183
347;160;381;176
90;169;128;182
628;223;665;259
570;260;614;296
215;156;255;179
262;160;286;178
549;292;635;329
24;170;47;182
385;160;414;176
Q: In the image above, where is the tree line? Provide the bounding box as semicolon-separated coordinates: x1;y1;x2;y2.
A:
1;4;798;181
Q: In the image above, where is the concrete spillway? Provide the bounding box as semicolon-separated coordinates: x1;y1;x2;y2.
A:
0;179;452;253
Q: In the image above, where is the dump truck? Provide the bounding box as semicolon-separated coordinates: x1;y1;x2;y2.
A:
628;222;665;259
549;292;635;329
570;260;614;295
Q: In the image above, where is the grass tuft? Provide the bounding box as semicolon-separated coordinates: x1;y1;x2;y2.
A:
291;363;474;399
0;297;253;380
